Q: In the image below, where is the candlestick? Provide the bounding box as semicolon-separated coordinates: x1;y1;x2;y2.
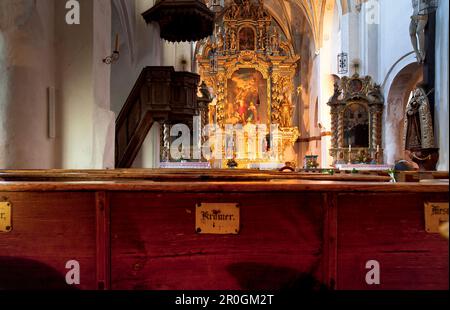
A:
348;145;352;164
115;34;119;52
103;34;121;64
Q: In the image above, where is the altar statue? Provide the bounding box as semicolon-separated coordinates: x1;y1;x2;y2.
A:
242;0;252;18
280;95;294;128
403;85;435;151
230;31;237;50
410;0;437;63
270;27;280;53
257;0;266;18
228;1;240;19
216;29;224;52
247;102;258;124
208;103;216;125
237;100;247;123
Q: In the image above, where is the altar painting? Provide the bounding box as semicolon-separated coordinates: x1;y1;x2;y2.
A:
225;68;267;126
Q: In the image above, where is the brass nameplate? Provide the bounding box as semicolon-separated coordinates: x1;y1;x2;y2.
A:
0;202;12;233
424;202;449;233
196;203;240;235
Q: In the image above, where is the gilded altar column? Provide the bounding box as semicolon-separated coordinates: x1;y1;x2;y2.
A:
330;108;339;149
371;109;382;163
337;109;345;162
215;73;226;125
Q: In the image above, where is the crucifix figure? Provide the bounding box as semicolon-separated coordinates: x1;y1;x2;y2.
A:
410;0;436;63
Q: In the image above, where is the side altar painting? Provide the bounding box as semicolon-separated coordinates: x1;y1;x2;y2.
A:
196;0;300;167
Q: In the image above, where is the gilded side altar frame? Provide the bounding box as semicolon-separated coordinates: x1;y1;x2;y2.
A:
327;74;384;165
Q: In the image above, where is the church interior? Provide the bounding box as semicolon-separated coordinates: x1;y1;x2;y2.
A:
0;0;449;296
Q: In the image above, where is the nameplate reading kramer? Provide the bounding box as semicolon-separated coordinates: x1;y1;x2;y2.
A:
196;203;240;235
424;202;449;233
0;202;12;233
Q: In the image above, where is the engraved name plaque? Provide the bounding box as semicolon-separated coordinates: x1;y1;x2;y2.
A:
0;202;12;233
424;202;449;233
196;203;240;235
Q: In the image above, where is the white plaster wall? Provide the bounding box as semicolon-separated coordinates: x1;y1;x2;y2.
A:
111;0;195;168
0;0;57;169
435;0;449;171
162;41;194;72
93;0;115;169
55;0;113;169
111;0;162;114
378;0;414;85
377;0;416;165
315;0;340;168
359;1;380;80
340;8;360;71
111;0;163;168
55;0;93;169
382;53;417;164
0;0;113;169
132;122;160;168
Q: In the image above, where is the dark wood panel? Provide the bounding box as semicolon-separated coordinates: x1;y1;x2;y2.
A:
96;192;111;290
110;192;324;290
322;193;338;290
336;193;449;290
0;192;97;290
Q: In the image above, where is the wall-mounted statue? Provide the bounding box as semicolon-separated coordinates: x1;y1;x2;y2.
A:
402;85;439;170
409;0;438;63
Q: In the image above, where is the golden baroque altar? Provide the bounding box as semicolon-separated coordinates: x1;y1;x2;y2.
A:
196;0;300;167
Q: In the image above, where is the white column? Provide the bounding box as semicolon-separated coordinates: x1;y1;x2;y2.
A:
341;8;361;72
55;0;114;168
0;0;57;169
317;1;339;168
359;0;380;80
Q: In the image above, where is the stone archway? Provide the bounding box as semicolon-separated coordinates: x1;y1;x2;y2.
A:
385;62;423;165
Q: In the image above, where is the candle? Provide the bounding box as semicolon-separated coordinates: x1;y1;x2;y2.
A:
376;145;380;153
115;34;119;52
349;145;352;152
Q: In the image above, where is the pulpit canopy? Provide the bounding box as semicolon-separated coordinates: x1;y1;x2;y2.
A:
142;0;214;42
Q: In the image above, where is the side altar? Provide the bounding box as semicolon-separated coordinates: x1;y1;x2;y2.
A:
196;0;300;168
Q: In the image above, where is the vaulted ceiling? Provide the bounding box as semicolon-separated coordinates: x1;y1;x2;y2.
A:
113;0;361;61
